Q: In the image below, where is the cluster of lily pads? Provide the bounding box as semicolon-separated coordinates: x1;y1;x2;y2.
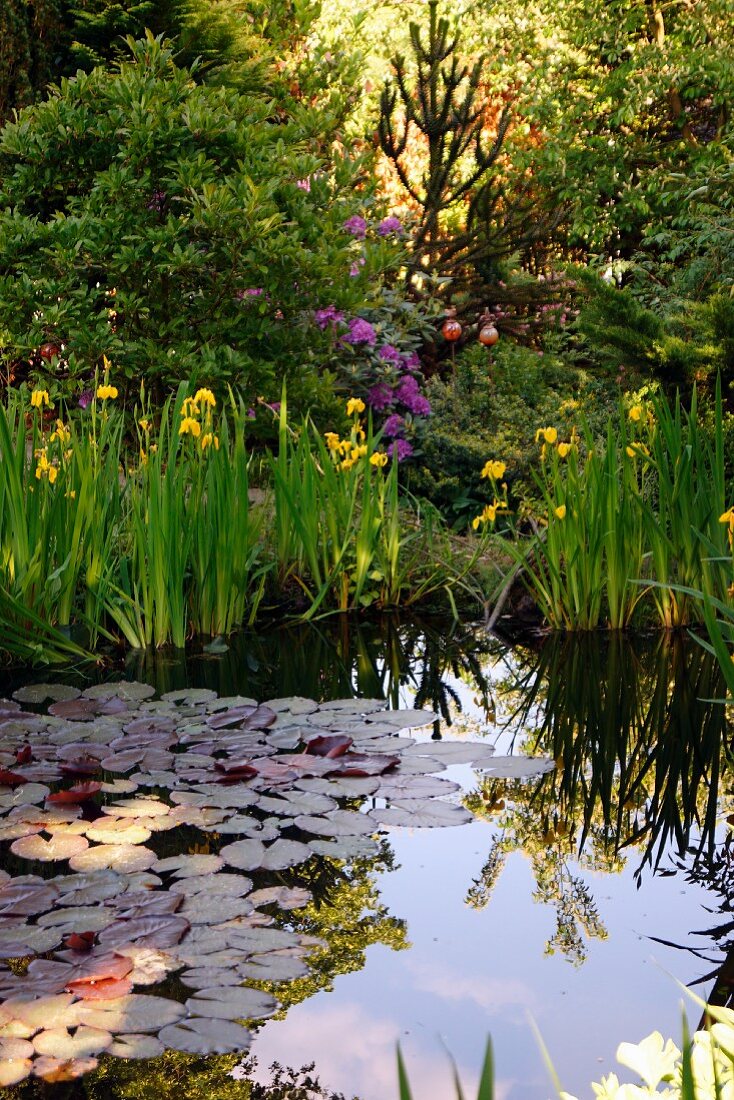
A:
0;681;553;1086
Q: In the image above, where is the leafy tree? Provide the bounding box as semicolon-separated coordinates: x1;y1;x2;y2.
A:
0;0;67;121
0;36;393;407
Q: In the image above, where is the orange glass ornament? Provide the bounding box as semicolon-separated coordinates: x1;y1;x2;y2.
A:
442;319;462;341
479;324;499;347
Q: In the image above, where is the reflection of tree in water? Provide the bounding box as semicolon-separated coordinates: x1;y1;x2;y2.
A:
124;614;495;729
8;1051;356;1100
263;846;409;1015
465;632;732;965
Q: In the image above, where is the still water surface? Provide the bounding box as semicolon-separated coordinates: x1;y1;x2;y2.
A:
2;619;730;1099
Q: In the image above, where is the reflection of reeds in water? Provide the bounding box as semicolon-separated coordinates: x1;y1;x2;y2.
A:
496;632;731;875
124;614;496;729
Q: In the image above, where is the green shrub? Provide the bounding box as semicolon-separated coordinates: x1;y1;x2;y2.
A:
406;341;619;526
0;36;400;412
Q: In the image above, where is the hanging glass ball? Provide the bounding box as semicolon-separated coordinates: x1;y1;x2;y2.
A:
442;319;462;342
39;343;61;362
479;324;499;347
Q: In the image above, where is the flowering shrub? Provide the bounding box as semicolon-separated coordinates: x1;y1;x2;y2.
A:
0;37;403;413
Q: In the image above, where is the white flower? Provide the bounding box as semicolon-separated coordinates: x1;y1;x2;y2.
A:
616;1032;680;1089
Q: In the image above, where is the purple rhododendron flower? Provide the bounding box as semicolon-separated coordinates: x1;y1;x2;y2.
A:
343;215;367;239
377;216;402;237
401;351;421;371
390;438;414;462
237;287;264;300
378;344;401;364
367;383;394;411
314;305;344;330
344;317;377;346
246;408;257;419
396;376;431;417
78;390;93;409
382;413;405;438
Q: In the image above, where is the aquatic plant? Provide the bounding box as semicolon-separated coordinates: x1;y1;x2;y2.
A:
271;397;484;618
0;680;550;1084
479;386;731;631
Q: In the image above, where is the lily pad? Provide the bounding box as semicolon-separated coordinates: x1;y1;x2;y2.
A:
69;844;157;874
178;894;254;925
479;756;556;779
158;1017;251;1055
4;993;80;1031
153;854;224;877
369;800;473;828
33;1025;112;1058
186;985;277;1021
169;873;252;897
248;886;311;910
76;993;186;1033
307;836;380;860
220;839;265;871
107;1033;165;1059
13;685;82;705
32;1055;99;1081
179;967;245;989
239;954;310;981
259;839;312;871
83;682;156;702
36;906;115;932
294;810;376;837
0;925;63;957
98;914;190;950
10;833;89;862
0;1057;32;1086
85;819;151;845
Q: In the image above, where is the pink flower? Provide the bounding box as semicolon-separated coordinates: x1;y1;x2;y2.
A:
296;177;311;191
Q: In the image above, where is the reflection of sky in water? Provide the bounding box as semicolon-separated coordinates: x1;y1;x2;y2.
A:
251;649;713;1100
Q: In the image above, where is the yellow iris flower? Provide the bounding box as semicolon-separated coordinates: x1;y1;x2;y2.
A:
179;416;201;437
481;460;506;480
346;397;366;417
31;389;50;408
194;388;216;408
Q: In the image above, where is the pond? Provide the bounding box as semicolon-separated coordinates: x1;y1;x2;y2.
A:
0;619;731;1100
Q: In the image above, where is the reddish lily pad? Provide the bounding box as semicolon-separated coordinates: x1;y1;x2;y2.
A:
32;1056;99;1082
47;782;102;804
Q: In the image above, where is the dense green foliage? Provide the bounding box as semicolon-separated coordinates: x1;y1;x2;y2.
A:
0;37;401;408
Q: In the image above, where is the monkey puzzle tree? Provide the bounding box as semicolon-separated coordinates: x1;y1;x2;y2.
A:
377;0;559;309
